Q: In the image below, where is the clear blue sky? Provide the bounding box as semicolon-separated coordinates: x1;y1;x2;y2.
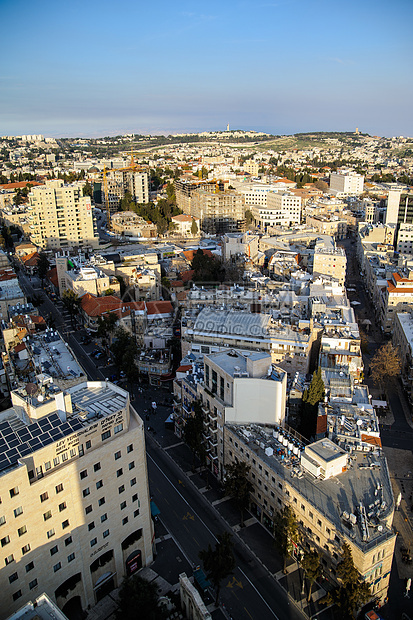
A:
1;0;412;138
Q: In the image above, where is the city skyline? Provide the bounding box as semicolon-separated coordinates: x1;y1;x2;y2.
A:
1;0;412;138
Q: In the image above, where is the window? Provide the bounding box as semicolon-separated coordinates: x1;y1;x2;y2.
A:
80;470;88;480
68;552;75;562
12;590;22;601
120;501;127;510
5;554;14;565
117;468;123;478
18;525;27;537
22;544;31;555
122;517;129;525
44;461;51;471
0;515;5;526
47;529;55;539
14;507;23;518
62;520;69;529
134;509;140;518
83;488;90;498
55;484;64;494
65;536;72;546
25;561;34;572
29;578;38;589
53;457;60;467
59;502;67;512
96;480;103;490
94;462;101;472
127;444;133;453
85;505;92;515
119;485;125;494
9;487;19;498
88;522;95;531
86;440;92;449
114;451;121;460
103;529;110;538
9;572;18;584
1;535;10;547
129;461;135;470
101;513;108;523
40;492;48;503
90;538;97;547
101;430;111;441
130;478;137;487
43;510;52;521
53;562;61;572
132;494;138;503
114;423;123;434
98;497;105;506
317;519;322;527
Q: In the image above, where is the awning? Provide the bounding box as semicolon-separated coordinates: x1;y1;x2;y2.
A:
150;500;160;517
193;567;211;590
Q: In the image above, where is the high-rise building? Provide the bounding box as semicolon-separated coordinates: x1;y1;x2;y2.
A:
27;181;99;250
0;380;153;619
329;170;364;196
190;189;245;234
104;170;149;212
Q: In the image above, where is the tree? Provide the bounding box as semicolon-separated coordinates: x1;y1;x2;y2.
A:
110;327;139;386
199;532;235;605
314;180;328;192
370;342;401;397
62;289;81;326
190;218;198;235
97;312;119;344
245;209;254;227
35;252;50;285
224;461;253;527
83;181;93;197
273;505;299;572
116;575;168;620
300;367;325;439
304;367;325;406
301;548;321;602
324;543;371;619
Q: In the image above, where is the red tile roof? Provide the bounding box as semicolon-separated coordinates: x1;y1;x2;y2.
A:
80;293;145;318
146;301;173;316
47;267;58;288
180;269;195;283
0;181;43;190
183;249;213;262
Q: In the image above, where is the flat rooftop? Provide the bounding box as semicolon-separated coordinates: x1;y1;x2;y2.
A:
0;382;128;475
228;423;394;552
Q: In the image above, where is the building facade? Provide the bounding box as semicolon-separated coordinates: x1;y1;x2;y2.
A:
0;381;153;619
27;181;99;250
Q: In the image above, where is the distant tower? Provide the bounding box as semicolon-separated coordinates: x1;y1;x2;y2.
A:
355;127;359;135
227;123;230;131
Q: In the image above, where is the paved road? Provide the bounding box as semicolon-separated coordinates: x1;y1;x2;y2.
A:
147;435;306;620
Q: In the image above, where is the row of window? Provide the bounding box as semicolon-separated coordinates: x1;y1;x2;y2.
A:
80;459;134;481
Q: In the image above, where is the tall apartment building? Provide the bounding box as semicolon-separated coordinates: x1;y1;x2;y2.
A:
190;189;245;234
251;192;301;228
0;380;153;619
329;170;364;196
396;223;413;255
27;181;99;250
104;170;149;212
313;246;347;286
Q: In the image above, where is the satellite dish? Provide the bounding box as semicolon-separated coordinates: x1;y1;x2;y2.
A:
38;394;44;402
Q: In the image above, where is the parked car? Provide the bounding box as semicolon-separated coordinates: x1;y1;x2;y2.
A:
80;335;91;344
90;349;102;358
94;351;106;360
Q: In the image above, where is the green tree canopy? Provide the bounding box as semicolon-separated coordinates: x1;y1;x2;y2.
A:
83;181;93;197
370;342;401;397
116;575;168;620
273;505;299;571
324;542;371;619
302;548;321;602
224;461;253;527
183;400;205;471
191;218;198;235
199;532;235;605
62;289;81;325
35;252;50;284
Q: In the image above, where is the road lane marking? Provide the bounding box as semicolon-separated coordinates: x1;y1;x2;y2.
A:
148;453;281;619
244;607;253;619
193;537;200;547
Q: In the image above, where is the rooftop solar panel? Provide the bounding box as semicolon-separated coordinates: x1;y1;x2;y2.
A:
17;429;31;440
7;438;20;449
41;435;54;446
18;445;32;456
28;437;41;449
30;426;43;437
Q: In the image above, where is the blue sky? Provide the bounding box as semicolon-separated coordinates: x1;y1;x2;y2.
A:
1;0;412;137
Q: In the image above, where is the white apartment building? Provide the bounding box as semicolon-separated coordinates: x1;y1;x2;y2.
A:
27;181;99;250
396;223;413;255
239;184;273;207
198;351;286;478
329;170;364;196
251;192;301;229
0;380;153;619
